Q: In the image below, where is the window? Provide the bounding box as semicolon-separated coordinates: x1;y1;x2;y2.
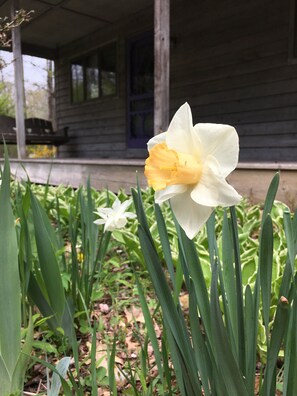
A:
71;42;117;103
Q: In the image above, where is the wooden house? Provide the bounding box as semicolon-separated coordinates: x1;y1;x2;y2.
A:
1;0;297;205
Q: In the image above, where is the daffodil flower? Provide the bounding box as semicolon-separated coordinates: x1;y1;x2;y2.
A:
145;102;241;239
94;198;136;232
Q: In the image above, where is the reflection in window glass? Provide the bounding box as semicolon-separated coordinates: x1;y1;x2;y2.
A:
86;53;99;99
71;62;84;103
100;44;116;96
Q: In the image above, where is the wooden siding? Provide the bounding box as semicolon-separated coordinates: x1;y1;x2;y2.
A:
55;6;153;159
55;0;297;162
170;0;297;162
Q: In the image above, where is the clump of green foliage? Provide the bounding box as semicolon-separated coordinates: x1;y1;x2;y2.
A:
0;165;294;394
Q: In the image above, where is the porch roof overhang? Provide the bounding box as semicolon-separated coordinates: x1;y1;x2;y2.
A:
0;0;153;59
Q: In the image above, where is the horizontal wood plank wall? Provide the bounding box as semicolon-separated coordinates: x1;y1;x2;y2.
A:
170;0;296;162
55;6;153;158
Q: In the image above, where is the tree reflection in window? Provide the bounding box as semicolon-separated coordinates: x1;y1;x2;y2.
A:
71;61;84;103
101;45;116;96
86;53;99;100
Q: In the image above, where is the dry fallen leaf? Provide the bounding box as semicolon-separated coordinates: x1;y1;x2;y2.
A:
124;307;145;324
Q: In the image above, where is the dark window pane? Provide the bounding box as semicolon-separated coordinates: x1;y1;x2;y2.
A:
101;44;116;96
127;34;154;147
143;112;153;136
131;114;143;138
71;62;84;103
130;36;154;95
131;98;153;111
86;53;99;99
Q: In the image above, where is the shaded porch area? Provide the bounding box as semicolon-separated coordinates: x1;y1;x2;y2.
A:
3;158;297;209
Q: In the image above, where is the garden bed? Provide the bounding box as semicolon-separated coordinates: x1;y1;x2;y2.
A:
0;169;293;395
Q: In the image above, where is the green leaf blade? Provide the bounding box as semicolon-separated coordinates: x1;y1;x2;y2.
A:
0;152;21;376
259;214;274;338
30;191;65;327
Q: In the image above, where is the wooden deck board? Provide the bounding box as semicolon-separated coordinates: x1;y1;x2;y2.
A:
1;159;297;209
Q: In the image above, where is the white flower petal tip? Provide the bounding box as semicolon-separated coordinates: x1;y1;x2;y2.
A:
144;102;241;239
93;198;136;232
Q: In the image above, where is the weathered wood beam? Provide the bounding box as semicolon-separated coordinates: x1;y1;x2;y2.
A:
11;0;26;159
154;0;170;135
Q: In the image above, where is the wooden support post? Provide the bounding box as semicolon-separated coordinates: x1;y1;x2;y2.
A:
154;0;170;135
11;0;26;159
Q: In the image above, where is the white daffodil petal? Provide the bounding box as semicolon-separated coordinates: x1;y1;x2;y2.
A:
119;199;133;213
191;162;241;207
155;184;188;204
147;132;167;151
170;191;213;239
94;212;108;220
94;219;106;225
104;218;114;232
166;103;195;154
125;212;137;219
111;198;122;211
193;123;239;177
96;207;112;216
